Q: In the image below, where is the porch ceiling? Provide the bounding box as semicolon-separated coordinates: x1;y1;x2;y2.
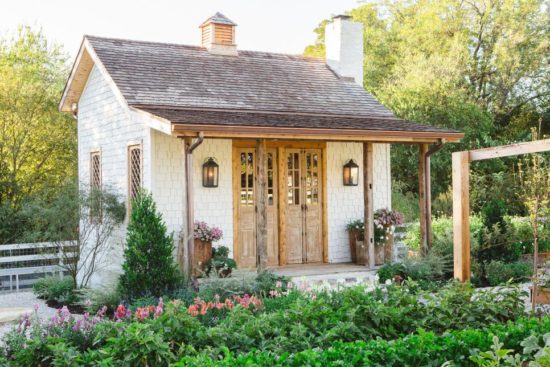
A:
138;107;464;143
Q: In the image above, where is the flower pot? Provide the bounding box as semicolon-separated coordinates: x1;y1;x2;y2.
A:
348;231;358;263
384;232;394;263
193;239;212;277
356;240;368;265
375;244;384;265
532;287;550;305
216;267;232;278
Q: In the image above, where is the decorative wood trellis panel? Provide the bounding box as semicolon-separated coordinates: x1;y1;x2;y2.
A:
128;145;142;212
453;139;550;282
90;151;101;189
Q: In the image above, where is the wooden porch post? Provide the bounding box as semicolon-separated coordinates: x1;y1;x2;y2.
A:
256;138;268;272
418;143;429;256
452;151;470;282
363;142;375;268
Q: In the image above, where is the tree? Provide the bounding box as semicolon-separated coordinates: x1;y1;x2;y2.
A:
23;182;126;289
0;27;76;243
119;191;181;299
516;130;550;313
304;0;549;205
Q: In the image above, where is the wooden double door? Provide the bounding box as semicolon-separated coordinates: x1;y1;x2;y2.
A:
234;145;323;267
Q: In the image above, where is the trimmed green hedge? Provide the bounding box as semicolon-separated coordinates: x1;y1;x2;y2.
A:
174;317;550;367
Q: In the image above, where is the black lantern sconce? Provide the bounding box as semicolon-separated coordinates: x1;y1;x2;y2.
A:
343;159;359;186
202;157;219;188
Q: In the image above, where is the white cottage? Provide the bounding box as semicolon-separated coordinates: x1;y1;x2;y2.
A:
59;13;462;285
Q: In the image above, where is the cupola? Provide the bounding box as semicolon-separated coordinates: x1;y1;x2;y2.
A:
199;12;238;56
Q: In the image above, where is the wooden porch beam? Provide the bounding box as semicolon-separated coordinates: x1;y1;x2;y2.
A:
255;138;268;272
418;143;429;256
469;139;550;161
363;142;375;268
452;151;470;282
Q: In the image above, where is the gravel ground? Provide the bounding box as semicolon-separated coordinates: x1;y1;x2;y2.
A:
0;291;57;340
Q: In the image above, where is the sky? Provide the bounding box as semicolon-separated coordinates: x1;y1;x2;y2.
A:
1;0;361;59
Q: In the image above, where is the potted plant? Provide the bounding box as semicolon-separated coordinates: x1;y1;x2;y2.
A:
346;219;364;263
348;209;404;266
193;221;223;277
374;208;404;265
206;246;237;278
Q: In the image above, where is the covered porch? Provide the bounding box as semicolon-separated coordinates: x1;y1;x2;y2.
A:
152;108;464;275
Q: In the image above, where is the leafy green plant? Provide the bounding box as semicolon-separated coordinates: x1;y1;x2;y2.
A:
377;252;453;289
206;246;237;277
485;260;532;286
100;322;175;366
78;286;122;314
174;317;550;367
33;276;78;306
119;191;182;299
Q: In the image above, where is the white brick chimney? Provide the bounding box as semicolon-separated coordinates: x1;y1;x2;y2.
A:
325;15;364;86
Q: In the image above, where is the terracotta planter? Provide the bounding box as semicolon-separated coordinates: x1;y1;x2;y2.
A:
532;287;550;304
356;240;385;266
384;232;394;263
348;231;358;263
193;239;212;277
375;244;385;265
356;240;368;265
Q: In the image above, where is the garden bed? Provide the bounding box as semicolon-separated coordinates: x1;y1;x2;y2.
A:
0;277;534;366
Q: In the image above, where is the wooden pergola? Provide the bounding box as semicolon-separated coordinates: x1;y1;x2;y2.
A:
453;139;550;282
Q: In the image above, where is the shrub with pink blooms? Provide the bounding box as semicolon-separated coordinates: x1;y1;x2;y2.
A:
187;294;262;326
194;220;223;242
2;305;109;365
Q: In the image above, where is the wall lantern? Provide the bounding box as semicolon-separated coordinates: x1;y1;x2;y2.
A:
202;157;219;188
343;159;359;186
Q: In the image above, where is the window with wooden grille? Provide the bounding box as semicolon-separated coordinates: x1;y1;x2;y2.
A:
90;152;101;190
90;151;102;221
128;145;142;212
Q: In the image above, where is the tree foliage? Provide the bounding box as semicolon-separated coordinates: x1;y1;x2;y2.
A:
21;181;125;288
0;27;76;243
305;0;549;209
119;191;181;299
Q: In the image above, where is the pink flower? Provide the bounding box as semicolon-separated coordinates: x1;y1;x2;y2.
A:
275;281;283;288
135;307;150;321
114;305;126;321
154;298;164;318
188;304;199;316
287;282;294;289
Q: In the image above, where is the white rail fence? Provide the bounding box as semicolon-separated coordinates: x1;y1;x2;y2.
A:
0;241;75;293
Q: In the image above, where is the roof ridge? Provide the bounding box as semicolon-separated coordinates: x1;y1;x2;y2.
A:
84;35;323;62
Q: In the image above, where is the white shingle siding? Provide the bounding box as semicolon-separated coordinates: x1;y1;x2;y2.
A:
78;65;150;287
191;139;234;251
150;129;185;237
326;142;391;263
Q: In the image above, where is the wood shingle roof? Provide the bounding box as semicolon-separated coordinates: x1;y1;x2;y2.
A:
61;35;463;141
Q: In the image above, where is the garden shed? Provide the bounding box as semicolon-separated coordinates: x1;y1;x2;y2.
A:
59;13;463;284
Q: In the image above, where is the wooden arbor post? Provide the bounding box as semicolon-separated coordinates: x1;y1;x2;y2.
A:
452;151;470;282
363;142;375;268
452;139;550;282
255;138;268;272
418;144;430;256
